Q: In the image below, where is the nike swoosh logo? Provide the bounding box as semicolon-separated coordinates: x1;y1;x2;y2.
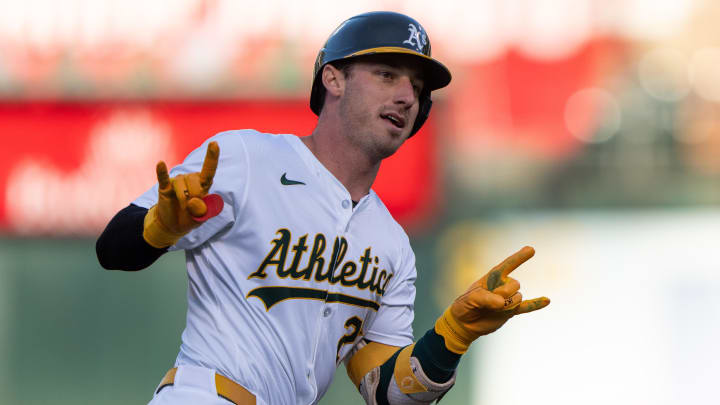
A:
280;173;305;186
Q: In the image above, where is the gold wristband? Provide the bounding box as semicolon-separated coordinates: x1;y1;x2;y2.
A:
142;205;185;249
434;308;474;355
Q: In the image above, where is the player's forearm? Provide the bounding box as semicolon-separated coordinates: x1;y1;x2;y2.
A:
411;328;461;383
377;331;459;404
347;327;461;405
96;204;168;271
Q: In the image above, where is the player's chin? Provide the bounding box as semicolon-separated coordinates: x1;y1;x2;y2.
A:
382;123;411;143
374;136;406;159
370;122;410;157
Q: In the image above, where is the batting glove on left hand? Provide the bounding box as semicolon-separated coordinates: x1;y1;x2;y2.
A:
435;246;550;354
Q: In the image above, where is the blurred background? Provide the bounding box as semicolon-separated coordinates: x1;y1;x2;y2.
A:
0;0;718;404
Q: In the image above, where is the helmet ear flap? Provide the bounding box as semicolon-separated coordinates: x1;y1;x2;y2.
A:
410;92;432;137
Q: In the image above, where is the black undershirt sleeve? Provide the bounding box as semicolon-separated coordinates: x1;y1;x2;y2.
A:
96;203;168;271
411;328;461;383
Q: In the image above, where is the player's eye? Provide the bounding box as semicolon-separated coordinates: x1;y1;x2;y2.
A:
377;70;394;80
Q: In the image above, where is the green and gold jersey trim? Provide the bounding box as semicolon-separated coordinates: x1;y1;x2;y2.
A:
247;286;380;311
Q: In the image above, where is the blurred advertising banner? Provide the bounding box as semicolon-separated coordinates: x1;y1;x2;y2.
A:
0;101;439;236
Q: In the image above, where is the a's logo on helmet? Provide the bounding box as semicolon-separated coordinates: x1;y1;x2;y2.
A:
402;23;428;53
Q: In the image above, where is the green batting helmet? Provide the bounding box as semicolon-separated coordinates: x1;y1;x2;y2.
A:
310;11;451;136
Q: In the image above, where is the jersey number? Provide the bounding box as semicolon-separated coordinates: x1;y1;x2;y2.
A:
336;316;363;363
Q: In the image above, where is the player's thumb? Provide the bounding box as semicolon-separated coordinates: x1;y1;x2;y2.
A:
188;194;225;223
187;197;207;217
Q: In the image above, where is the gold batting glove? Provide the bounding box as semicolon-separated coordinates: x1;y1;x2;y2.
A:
435;246;550;354
143;141;223;248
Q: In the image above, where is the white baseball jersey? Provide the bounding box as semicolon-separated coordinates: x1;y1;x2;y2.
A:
133;130;417;405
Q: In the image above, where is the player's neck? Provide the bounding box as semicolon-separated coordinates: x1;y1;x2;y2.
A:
303;126;381;202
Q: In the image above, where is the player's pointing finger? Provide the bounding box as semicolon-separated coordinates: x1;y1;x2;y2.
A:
156;161;171;192
484;246;535;291
496;246;535;278
199;141;220;190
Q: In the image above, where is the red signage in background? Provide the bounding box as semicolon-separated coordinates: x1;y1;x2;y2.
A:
450;38;626;158
0;101;439;236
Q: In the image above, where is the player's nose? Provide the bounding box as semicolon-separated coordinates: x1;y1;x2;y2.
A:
393;75;417;107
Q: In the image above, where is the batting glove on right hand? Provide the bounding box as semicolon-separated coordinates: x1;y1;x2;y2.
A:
143;141;223;248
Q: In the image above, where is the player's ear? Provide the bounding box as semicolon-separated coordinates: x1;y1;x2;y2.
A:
322;64;345;98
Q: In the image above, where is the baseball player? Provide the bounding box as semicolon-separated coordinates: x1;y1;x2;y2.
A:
96;11;549;405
